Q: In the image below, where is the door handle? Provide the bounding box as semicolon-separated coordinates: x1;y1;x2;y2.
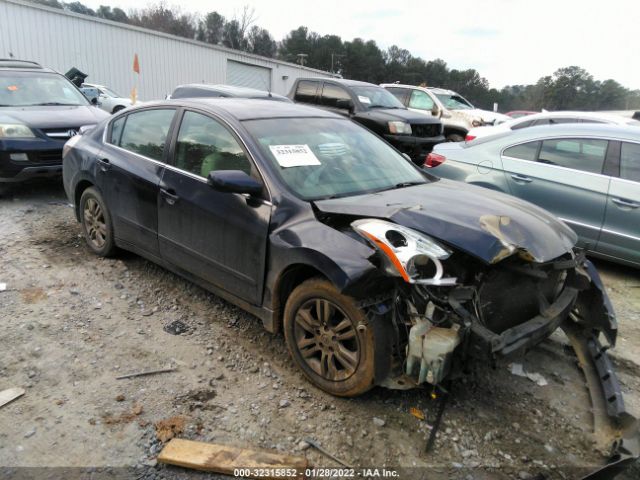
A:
612;197;639;209
98;158;111;172
510;173;533;183
160;188;179;205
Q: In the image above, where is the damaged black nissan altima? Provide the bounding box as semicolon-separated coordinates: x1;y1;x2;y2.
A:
63;99;638;475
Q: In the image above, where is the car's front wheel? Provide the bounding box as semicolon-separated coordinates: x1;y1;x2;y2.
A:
284;278;381;397
80;187;116;257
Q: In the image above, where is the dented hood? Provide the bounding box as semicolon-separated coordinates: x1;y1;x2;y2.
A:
314;179;578;264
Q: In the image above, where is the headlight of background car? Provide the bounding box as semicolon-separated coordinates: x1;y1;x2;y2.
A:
0;123;35;138
352;219;457;286
388;121;412;135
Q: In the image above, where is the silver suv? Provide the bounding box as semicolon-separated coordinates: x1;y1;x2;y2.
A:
382;83;509;141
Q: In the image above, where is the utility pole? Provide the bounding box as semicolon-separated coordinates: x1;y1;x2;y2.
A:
330;53;345;73
296;53;308;66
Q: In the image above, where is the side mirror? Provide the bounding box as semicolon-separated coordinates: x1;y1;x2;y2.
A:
79;125;96;135
207;170;263;196
91;97;99;105
431;105;441;118
336;99;354;112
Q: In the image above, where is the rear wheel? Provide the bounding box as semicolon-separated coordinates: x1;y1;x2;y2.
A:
283;278;381;397
80;187;116;257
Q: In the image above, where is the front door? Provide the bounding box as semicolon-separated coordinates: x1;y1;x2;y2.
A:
158;110;271;304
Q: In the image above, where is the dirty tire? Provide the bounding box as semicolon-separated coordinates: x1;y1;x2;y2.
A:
446;133;465;142
284;278;378;397
79;186;116;257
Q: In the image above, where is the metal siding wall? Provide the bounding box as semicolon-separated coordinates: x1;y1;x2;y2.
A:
0;0;334;100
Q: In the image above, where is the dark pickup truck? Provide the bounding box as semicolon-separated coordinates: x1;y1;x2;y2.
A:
288;78;444;164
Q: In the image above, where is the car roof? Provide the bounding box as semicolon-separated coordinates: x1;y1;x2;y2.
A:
379;84;459;95
131;98;343;121
297;77;377;88
0;59;55;73
479;123;640;145
509;110;636;125
173;83;286;98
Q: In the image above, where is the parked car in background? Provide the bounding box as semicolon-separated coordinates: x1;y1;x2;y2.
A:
82;83;133;114
0;59;108;194
505;110;537;119
382;83;509;142
428;124;640;267
169;84;291;102
63;99;621;426
289;78;444;163
466;110;640;141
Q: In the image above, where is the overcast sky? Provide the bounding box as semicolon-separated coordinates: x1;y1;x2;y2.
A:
82;0;640;90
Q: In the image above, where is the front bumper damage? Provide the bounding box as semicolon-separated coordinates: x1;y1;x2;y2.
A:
374;256;639;477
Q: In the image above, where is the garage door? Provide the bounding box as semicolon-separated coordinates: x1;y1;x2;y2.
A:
226;60;271;91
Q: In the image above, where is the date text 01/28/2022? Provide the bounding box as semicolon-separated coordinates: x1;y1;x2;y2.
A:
233;468;399;478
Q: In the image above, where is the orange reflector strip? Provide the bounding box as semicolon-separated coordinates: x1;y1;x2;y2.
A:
362;231;410;282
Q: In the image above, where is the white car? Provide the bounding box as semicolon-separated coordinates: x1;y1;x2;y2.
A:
82;83;133;114
382;84;510;141
466;110;640;141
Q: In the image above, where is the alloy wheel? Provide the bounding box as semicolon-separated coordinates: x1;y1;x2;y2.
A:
83;197;107;249
293;298;360;382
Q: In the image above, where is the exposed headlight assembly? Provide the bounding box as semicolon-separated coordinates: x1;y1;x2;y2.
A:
352;219;457;286
471;119;483;127
388;121;412;135
0;123;35;138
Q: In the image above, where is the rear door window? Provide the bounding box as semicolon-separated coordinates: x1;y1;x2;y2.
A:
620;142;640;182
294;80;319;103
408;90;435;111
118;109;176;162
503;141;541;161
109;116;125;145
320;83;351;108
538;138;608;174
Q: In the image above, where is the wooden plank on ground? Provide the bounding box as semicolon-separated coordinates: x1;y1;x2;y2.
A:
0;387;25;409
157;438;308;479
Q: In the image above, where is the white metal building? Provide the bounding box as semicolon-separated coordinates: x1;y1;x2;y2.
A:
0;0;336;100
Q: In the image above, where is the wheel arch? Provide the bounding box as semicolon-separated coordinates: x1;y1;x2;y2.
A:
73;178;95;221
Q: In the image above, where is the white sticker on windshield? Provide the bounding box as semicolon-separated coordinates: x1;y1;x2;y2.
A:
269;144;321;168
358;95;371;104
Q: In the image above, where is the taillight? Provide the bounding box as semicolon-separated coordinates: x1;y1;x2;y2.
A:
424;152;446;168
465;134;476;142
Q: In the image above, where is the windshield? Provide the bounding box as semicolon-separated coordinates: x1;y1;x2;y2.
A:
0;72;90;107
244;117;427;200
435;93;473;110
101;86;122;98
351;86;405;109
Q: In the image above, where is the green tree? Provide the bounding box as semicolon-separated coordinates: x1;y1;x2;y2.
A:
64;1;95;16
247;26;277;57
96;5;128;23
197;12;225;45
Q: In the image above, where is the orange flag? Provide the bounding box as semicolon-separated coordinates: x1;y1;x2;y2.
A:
133;54;140;74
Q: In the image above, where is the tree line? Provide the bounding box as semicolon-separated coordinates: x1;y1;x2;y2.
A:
32;1;640;111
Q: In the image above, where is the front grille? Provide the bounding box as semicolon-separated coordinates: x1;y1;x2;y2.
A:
411;123;441;138
41;127;80;140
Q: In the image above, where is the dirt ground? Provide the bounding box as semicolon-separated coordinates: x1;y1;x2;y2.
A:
1;180;639;480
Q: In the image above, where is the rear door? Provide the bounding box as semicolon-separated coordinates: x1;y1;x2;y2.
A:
501;137;611;248
292;80;320;104
597;141;640;265
385;86;411;106
319;82;353;116
157;109;271;304
407;89;437;116
98;108;177;256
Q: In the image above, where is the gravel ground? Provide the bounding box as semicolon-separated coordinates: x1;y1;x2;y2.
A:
1;180;639;480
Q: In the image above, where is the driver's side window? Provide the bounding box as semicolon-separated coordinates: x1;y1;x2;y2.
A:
408;90;435;111
175;111;252;178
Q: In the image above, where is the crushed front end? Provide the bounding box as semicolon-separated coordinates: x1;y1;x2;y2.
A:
350;218;639;477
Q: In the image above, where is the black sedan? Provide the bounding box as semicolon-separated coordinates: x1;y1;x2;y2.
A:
62;99;637;473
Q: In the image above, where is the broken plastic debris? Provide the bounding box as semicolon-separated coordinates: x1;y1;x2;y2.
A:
510;363;548;386
410;407;425;420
